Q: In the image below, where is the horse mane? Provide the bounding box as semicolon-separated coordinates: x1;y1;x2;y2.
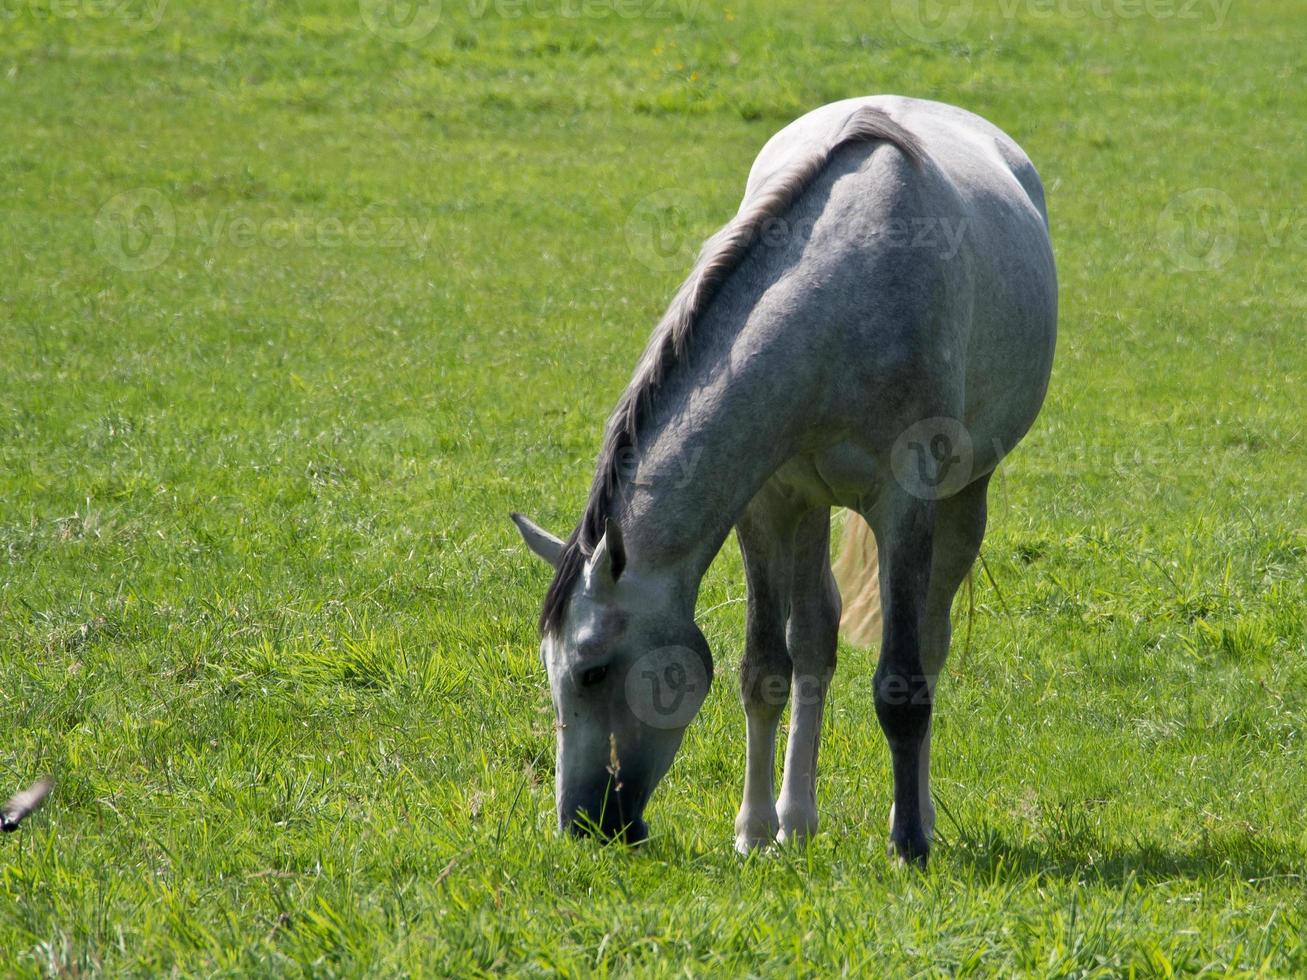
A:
540;106;925;634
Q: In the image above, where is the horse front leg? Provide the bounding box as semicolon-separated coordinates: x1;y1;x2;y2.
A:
776;507;839;844
733;498;796;853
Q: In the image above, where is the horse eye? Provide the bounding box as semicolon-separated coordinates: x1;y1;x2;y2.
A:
580;665;609;688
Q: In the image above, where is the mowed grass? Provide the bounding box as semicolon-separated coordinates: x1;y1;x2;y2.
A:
1;0;1304;973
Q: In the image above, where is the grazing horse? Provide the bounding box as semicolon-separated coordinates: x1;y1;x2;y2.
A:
512;96;1056;865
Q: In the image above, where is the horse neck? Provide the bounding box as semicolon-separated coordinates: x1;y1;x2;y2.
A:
612;312;812;604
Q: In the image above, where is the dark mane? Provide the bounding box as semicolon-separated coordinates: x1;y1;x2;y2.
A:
540;106;925;634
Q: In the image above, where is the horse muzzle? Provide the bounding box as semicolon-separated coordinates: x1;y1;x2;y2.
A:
559;773;650;845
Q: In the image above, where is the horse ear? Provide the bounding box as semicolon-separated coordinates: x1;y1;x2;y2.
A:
588;517;627;584
510;512;564;569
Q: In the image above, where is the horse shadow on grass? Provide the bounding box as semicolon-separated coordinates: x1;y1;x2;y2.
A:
940;822;1304;887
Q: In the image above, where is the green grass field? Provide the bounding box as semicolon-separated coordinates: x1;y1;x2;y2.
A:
2;0;1304;973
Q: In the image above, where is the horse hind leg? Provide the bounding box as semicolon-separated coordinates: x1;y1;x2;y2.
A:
776;507;839;844
887;473;991;848
866;487;939;866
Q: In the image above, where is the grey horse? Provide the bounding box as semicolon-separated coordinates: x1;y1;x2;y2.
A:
512;96;1056;865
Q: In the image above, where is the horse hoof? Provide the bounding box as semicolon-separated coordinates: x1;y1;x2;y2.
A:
734;834;771;855
776;804;818;846
734;810;778;854
888;831;930;868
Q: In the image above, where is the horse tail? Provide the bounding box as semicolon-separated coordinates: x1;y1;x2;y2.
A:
832;510;981;656
832;511;882;647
